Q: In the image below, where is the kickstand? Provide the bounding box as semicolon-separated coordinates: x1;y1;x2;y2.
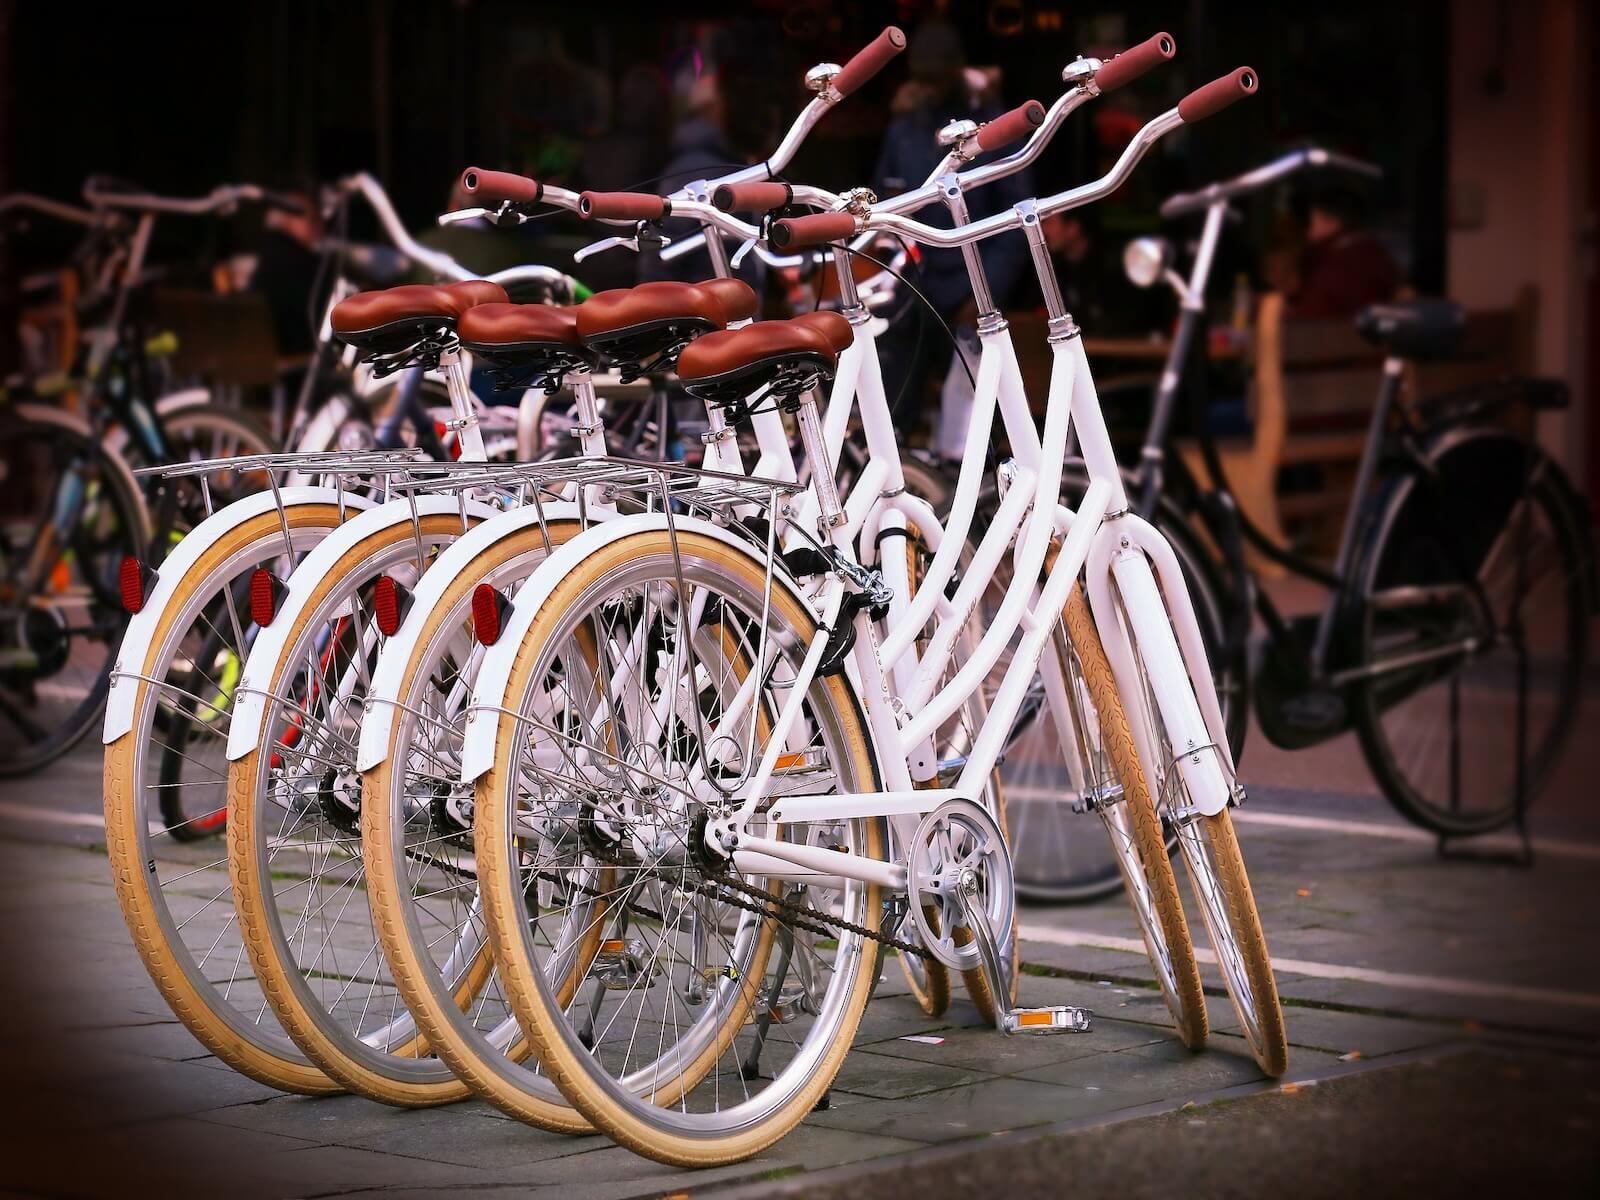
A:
1439;480;1536;871
740;923;794;1082
577;906;632;1048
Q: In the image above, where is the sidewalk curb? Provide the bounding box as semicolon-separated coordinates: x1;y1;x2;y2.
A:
699;1043;1476;1200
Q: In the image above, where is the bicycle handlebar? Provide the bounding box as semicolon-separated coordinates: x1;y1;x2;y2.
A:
0;192;98;227
460;167;544;205
975;100;1047;153
769;211;859;251
578;191;670;221
830;26;907;98
797;67;1260;253
711;182;794;214
1158;144;1382;220
333;171;577;296
1177;66;1257;122
82;180;304;217
1092;32;1176;92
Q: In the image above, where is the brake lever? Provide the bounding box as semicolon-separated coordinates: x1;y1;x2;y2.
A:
574;227;672;263
574;235;638;263
730;235;759;270
438;208;490;226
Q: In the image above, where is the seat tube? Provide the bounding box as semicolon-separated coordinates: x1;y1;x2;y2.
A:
1310;357;1404;670
795;390;844;536
1141;201;1225;515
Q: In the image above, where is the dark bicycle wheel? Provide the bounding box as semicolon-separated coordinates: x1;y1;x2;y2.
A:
1353;428;1588;835
156;613;241;840
0;408;146;775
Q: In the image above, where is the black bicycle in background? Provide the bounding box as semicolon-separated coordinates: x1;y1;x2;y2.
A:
0;180;288;776
1118;147;1592;842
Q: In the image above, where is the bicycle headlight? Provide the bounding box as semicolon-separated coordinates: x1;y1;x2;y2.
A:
1123;237;1171;289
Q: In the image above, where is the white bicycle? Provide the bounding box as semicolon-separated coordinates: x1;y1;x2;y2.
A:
456;59;1283;1167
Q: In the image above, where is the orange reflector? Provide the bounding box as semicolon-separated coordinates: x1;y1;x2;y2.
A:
1017;1011;1053;1028
599;939;626;954
774;752;807;771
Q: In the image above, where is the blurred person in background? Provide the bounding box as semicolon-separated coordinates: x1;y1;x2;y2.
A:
643;26;778;289
872;18;1035;447
579;64;671;194
1286;181;1399;319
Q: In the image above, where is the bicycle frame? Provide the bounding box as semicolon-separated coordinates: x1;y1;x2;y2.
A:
706;122;1248;895
1130;147;1429;678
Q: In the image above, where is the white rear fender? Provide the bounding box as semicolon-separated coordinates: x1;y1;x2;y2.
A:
103;487;370;743
225;495;500;762
460;514;815;785
355;502;582;772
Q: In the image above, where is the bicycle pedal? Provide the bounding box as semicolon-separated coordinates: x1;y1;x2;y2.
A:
746;982;808;1025
592;938;659;990
1001;1005;1093;1035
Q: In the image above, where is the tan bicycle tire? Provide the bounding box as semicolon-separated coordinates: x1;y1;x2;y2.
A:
103;504;348;1095
1182;809;1287;1074
475;530;885;1166
1063;584;1208;1049
227;514;484;1107
360;518;593;1131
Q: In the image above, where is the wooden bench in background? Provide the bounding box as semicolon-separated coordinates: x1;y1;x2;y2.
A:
1240;285;1537;557
976;290;1537;564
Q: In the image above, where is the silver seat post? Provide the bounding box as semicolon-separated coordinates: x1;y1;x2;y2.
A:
567;369;607;459
794;389;843;533
439;346;487;463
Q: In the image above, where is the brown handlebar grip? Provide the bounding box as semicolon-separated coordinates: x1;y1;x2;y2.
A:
975;101;1047;153
712;182;793;213
1177;67;1259;123
459;167;543;205
1094;32;1177;92
769;211;859;250
830;27;907;98
577;191;671;221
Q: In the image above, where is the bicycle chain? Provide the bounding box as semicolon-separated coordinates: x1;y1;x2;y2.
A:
533;863;929;960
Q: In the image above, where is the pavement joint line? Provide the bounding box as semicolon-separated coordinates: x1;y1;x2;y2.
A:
704;1041;1479;1200
1017;924;1600;1010
1006;787;1600;860
1228;807;1600;861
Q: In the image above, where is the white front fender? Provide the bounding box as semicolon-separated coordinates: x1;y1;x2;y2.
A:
103;487;371;743
355;501;582;773
225;494;500;762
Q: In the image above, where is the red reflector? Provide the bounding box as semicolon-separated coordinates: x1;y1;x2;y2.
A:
119;556;156;615
435;419;463;461
373;575;410;637
250;568;285;627
471;583;510;646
